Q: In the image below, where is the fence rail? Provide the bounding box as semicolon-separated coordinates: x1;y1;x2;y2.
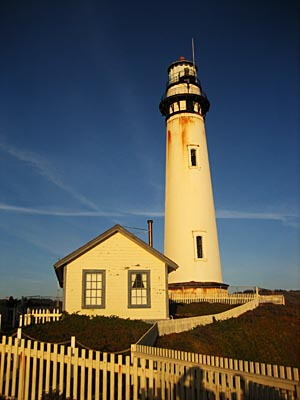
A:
0;335;299;400
169;292;285;305
19;308;62;327
133;344;300;399
158;298;260;335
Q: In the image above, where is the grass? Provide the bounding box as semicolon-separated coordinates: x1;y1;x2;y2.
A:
2;292;298;367
169;301;237;318
21;313;151;353
157;291;300;368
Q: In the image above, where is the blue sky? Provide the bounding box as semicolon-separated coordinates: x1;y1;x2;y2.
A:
0;0;299;297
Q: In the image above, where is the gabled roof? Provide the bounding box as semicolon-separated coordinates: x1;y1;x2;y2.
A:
54;224;178;287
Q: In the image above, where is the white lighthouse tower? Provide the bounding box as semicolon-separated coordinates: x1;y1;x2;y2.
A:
160;57;225;293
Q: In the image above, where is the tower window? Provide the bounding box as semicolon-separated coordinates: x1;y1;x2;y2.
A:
196;236;203;259
193;231;206;260
188;145;199;168
190;149;197;166
186;99;194;112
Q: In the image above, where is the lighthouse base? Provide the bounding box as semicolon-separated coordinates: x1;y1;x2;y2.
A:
168;281;229;297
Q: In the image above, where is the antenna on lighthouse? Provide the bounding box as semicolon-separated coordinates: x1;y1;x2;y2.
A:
192;38;196;70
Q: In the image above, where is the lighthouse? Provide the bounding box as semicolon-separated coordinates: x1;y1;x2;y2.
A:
160;57;225;292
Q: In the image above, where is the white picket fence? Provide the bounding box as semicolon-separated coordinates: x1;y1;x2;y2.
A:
259;294;286;305
0;335;299;400
169;292;285;305
18;293;285;330
158;298;260;335
133;344;300;399
19;309;61;327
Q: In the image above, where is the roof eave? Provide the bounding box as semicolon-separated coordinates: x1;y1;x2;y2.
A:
53;224;179;278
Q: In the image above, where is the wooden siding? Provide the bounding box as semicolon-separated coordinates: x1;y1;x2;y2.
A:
65;232;169;320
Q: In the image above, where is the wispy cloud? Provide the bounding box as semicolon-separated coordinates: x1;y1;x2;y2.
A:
0;203;164;218
122;209;164;217
216;209;299;228
0;203;123;217
0;141;99;211
0;203;298;228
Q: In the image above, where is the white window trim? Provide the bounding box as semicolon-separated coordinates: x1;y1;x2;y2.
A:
192;231;207;262
187;145;200;169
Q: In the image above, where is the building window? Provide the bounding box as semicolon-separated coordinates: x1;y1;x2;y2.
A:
188;145;199;168
128;271;150;308
82;270;105;308
196;236;203;259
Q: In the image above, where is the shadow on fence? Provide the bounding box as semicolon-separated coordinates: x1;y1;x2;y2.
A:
1;335;299;399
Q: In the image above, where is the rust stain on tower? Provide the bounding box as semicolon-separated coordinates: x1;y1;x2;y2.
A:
167;130;172;145
180;116;193;148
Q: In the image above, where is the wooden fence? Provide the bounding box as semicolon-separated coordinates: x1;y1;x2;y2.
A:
259;295;286;305
133;344;300;399
0;335;299;400
169;292;285;305
19;309;61;327
158;298;260;336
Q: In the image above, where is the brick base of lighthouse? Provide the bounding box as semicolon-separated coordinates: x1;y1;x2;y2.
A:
168;281;229;297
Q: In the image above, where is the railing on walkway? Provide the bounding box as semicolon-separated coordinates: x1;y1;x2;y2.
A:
259;294;285;305
19;308;62;327
169;292;285;305
169;292;256;304
158;298;260;335
0;335;299;400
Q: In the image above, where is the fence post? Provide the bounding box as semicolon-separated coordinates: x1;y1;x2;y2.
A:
17;327;22;346
71;336;76;356
131;344;136;363
19;315;23;328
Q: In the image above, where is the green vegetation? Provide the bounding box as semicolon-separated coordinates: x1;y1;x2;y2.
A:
2;292;299;368
169;301;237;318
157;291;300;368
22;314;151;353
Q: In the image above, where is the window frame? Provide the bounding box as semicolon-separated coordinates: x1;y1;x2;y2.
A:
128;270;151;309
196;235;203;259
187;145;200;169
193;231;207;261
82;269;106;309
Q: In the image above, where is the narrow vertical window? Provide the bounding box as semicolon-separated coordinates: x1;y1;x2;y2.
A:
190;148;197;166
188;145;199;168
186;99;194;112
128;271;150;308
196;236;203;259
82;270;105;308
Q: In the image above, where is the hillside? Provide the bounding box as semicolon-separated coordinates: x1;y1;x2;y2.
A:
157;291;300;367
169;301;237;318
22;314;151;353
